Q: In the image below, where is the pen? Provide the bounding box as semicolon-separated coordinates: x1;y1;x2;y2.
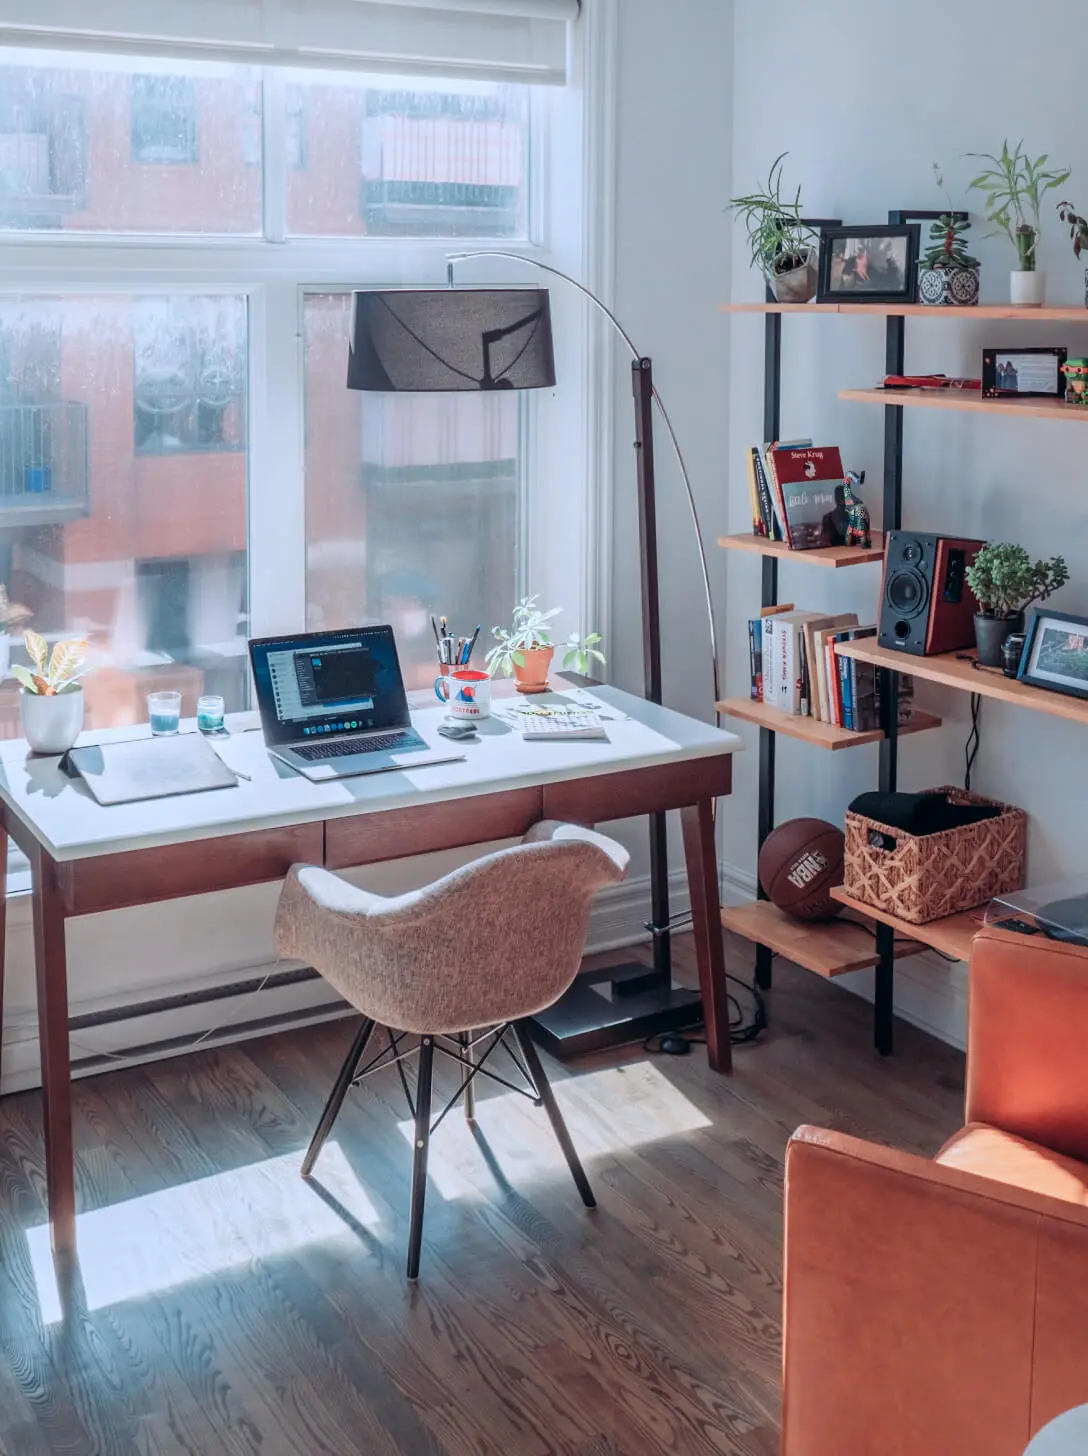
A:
431;615;441;646
465;624;481;663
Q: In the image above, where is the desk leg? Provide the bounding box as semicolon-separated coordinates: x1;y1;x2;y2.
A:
681;798;732;1075
30;845;76;1263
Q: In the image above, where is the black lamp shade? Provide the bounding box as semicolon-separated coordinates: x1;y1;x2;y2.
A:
348;288;556;393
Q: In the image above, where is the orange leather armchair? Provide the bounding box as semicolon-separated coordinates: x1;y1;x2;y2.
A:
781;927;1088;1456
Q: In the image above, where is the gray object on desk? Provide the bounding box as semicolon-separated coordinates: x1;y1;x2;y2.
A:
63;734;239;806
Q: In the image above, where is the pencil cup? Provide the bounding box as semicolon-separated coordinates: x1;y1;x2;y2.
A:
434;669;491;720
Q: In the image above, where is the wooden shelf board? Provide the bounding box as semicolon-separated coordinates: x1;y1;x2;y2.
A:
721;900;923;977
717;697;941;750
840;386;1088;422
722;301;1088;321
836;639;1088;728
831;888;986;963
717;532;885;567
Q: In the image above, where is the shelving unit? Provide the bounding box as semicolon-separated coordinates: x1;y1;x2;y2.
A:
830;889;985;964
837;640;1088;728
716;697;941;751
840;387;1088;422
717;532;886;567
722;231;1088;1055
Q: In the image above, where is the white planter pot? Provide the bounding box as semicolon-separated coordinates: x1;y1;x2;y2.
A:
20;685;84;755
1011;269;1046;307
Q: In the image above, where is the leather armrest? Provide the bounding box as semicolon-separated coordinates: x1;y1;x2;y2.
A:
782;1127;1088;1456
967;927;1088;1163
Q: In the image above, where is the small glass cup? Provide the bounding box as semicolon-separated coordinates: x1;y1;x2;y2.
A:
147;690;182;736
197;694;225;734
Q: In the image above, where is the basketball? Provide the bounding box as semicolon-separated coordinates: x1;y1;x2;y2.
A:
758;818;845;922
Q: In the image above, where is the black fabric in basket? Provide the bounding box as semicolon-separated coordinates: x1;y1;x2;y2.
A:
847;790;1002;838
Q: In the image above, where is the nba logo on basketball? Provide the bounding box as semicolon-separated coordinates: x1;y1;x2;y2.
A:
786;849;829;891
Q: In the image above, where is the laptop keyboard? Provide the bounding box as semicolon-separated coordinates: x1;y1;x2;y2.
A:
293;731;416;762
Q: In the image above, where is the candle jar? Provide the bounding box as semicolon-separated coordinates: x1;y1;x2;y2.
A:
197;694;225;733
147;690;182;736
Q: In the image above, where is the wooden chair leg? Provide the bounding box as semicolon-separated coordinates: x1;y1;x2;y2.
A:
406;1036;435;1281
460;1031;476;1123
301;1017;375;1177
512;1022;595;1209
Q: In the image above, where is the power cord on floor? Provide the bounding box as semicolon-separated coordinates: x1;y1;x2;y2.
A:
641;910;769;1052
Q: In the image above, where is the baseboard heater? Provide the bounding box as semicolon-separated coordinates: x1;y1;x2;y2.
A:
66;965;351;1074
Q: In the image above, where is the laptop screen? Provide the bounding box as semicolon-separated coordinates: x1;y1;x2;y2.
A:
248;626;410;746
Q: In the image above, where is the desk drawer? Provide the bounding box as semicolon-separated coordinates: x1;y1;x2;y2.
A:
543;757;732;824
57;823;324;915
325;788;542;869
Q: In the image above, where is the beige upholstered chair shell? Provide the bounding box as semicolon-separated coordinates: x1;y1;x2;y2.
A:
274;820;629;1278
274;820;629;1034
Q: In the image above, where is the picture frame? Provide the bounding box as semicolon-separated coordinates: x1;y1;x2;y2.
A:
1018;608;1088;700
816;224;920;305
982;346;1067;399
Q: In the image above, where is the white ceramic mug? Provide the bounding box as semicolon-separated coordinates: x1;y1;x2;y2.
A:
434;668;491;720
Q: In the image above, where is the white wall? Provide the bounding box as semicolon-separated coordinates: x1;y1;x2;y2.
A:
608;0;733;882
726;0;1088;1046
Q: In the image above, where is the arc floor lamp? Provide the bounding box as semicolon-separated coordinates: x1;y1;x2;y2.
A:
348;255;721;1056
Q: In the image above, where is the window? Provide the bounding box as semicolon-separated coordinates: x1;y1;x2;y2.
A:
131;75;197;165
287;76;529;239
303;293;520;690
133;298;247;455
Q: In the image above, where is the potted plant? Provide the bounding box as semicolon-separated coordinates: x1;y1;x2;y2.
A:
486;597;605;694
728;153;820;304
1056;199;1088;306
917;164;980;306
13;630;89;753
968;140;1070;307
965;543;1069;666
0;583;31;682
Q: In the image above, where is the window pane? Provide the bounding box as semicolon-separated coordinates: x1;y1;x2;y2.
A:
303;293;518;689
287;77;529;239
0;295;249;736
0;51;260;233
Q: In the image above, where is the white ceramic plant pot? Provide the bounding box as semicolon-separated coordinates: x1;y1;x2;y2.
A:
20;685;84;755
1010;269;1046;307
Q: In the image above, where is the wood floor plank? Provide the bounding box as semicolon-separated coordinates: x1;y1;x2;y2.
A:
0;941;964;1456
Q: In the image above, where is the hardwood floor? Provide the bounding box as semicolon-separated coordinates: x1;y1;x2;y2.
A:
0;935;965;1456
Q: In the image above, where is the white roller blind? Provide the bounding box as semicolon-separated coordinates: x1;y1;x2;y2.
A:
0;0;579;84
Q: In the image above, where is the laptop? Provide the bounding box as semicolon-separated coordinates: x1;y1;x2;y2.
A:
248;626;463;781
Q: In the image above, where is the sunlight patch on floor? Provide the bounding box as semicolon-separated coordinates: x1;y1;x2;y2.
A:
26;1141;379;1325
397;1059;712;1201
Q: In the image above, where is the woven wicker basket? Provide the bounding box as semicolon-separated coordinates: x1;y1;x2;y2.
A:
843;786;1027;925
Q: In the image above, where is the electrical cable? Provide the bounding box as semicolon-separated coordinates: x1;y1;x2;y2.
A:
965;692;981;790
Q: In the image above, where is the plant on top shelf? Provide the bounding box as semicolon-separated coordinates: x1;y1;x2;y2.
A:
1056;200;1088;308
917;163;981;307
13;629;91;754
965;542;1069;667
728;153;820;304
967;140;1070;307
486;597;604;695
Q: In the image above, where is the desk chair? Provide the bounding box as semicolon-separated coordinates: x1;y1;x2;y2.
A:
274;819;629;1278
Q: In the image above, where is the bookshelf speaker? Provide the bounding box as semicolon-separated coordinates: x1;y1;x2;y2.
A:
877;532;985;656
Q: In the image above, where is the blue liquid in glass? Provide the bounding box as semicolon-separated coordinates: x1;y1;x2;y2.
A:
149;711;180;735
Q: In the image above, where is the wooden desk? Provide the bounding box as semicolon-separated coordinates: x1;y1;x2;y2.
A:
0;685;741;1264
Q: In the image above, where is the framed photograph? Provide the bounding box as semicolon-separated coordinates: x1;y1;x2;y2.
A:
982;346;1067;399
1018;609;1088;700
816;224;920;305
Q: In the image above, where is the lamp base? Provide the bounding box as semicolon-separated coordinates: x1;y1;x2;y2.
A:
526;963;703;1059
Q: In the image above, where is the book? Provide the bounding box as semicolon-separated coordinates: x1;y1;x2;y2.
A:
519;709;608;741
744;450;764;537
767;609;828;714
838;644;853;729
748;619;763;700
751;447;777;539
760;603;794;712
803;613;857;721
826;628;853;726
846;626;879;731
772;444;846;551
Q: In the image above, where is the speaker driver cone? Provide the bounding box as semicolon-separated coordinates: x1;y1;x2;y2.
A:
887;568;929;617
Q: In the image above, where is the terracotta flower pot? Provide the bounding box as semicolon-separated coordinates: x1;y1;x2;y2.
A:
513;645;554;695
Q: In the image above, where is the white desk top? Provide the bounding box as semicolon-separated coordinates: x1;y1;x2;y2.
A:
0;686;742;862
